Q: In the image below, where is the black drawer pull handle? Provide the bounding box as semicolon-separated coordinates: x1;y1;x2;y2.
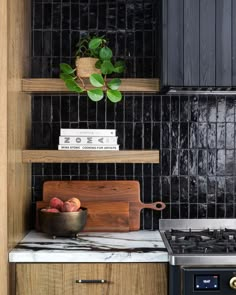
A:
76;279;107;284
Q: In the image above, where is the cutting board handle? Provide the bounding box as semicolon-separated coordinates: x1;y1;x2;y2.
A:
138;201;166;211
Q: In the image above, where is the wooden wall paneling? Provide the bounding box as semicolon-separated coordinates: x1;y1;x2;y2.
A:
232;0;236;85
9;264;16;295
167;0;184;86
8;0;31;248
7;0;31;294
216;0;232;86
183;0;200;86
0;0;9;294
200;0;216;86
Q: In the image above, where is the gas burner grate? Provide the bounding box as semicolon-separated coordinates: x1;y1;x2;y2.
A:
165;228;236;254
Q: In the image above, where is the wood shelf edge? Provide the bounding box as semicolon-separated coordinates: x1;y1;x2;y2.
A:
22;78;160;93
22;150;160;164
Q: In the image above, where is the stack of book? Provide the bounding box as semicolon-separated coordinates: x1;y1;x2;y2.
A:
58;129;119;151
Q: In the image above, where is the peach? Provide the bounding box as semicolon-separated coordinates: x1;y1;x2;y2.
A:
49;197;63;211
68;197;81;209
61;201;79;212
41;208;60;213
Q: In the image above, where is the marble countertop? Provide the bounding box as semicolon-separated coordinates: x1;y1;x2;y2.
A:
9;230;168;263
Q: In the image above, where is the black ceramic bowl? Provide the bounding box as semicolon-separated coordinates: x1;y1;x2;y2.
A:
38;207;87;238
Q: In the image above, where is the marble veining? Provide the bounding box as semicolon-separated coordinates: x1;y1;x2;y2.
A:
9;230;168;263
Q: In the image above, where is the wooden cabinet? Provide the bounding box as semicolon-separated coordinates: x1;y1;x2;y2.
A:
162;0;236;87
16;263;167;295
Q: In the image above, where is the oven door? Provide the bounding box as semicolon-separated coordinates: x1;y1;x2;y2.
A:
182;267;236;295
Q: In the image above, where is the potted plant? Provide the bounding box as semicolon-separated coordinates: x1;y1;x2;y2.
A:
74;35;101;78
60;35;125;103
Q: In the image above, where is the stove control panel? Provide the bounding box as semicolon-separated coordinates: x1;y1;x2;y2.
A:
182;267;236;295
194;275;219;291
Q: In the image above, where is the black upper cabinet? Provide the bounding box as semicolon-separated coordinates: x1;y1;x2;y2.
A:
162;0;236;87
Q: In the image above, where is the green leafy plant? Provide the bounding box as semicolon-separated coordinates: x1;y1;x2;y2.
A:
60;36;125;103
75;35;100;58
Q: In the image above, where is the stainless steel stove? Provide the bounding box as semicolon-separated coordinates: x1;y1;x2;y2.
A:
160;219;236;295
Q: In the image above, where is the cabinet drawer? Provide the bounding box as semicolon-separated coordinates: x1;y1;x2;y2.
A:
16;263;167;295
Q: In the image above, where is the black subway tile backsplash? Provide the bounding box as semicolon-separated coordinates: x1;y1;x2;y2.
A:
32;0;158;78
31;0;236;229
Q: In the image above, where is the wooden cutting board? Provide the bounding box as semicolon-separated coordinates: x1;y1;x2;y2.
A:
41;180;166;231
36;201;130;232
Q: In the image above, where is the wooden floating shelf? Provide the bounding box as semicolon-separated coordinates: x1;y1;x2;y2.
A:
22;78;160;93
22;150;159;164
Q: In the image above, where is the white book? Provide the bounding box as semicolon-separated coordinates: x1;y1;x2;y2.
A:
58;145;119;151
59;136;118;145
60;129;116;136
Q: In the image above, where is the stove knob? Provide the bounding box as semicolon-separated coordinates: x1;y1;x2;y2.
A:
230;277;236;290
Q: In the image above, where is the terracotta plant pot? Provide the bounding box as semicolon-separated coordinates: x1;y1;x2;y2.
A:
76;57;101;78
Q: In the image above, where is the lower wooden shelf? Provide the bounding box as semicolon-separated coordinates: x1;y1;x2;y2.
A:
22;150;160;163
